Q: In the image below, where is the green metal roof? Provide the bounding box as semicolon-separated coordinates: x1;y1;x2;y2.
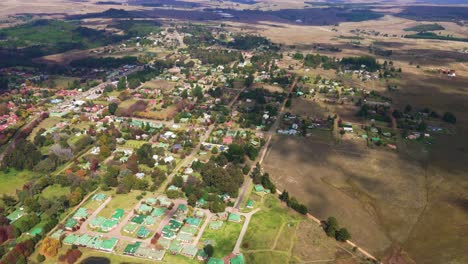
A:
73;208;89;219
92;193;107;201
180;226;198;235
209;220;223;230
176;232;193;242
144;216;157;226
246;200;254;208
137;226;150;238
254;184;264;192
137;204;153;214
230;254;245;264
65;218;78;228
152;207;167;217
177;204;188;212
7;208;26;223
208;258;224;264
168;241;183;253
63;234;78;245
181;244;198;257
123;223;138;233
101;238;118;251
112;208;125;220
185;217;201;227
124;242;141;255
131;214;147;224
228;213;241;222
102;219;119;231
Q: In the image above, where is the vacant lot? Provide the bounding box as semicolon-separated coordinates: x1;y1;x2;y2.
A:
264;133;468;263
242;195;362;263
202;221;243;258
0;169;36;195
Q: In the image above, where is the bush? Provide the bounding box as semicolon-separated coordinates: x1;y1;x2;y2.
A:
37;254;46;262
442;112;456;124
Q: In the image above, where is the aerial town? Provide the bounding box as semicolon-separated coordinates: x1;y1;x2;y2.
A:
0;1;466;264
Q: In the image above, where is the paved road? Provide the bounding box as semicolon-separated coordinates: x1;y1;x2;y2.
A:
157;87;245;193
191;209;213;246
232;208;260;254
234;77;298;209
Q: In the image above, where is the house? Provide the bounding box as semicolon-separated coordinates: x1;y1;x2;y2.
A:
246;200;254;209
152;207;167;218
137;204;153;215
111;209;125;221
72;208;90;221
228;213;241;223
254;184;265;193
230;253;246;264
176;232;193;243
6;208;26;223
181;244;198;258
185;217;202;227
137;226;151;238
209;220;223;230
64;218;80;231
208;257;225;264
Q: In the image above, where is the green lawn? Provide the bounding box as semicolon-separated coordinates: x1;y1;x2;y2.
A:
0;169;37;195
124;140;147;149
98;190;146;218
244;251;290;264
242;195;302;250
201;221;243;258
41;184;71;199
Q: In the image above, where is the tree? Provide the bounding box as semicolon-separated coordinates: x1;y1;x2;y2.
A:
117;77;126;91
335;228;351;242
108;102;118;115
37;254;46;262
325;217;339;238
187;194;197;207
126;154;139;174
442;112;456;124
192;85;204;100
279;190;289;202
39;237;61;257
204;244;214;257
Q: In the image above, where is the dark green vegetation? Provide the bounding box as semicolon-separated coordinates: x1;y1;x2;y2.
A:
227;35;278;51
111;20;161;37
70;56;140;68
404;32;468;42
0;20;122;55
323;217;351;242
403;24;445;32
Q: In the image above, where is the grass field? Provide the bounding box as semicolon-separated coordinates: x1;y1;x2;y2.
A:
98;190;146;218
0;169;36;195
241;195;362;263
124;140;147;149
201;221;243;258
41;184;71;199
27;117;63;141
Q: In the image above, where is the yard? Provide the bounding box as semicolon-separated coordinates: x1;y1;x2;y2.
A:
97;190;147;218
201;221;243;258
41;184;71;199
0;169;37;195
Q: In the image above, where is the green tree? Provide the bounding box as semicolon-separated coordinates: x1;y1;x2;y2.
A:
204;244;214;257
117;77;126;91
442;112;456;124
335;228;351;242
325;217;339;238
108;102;118;115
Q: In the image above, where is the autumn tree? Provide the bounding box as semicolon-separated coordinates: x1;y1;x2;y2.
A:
39;237;61;257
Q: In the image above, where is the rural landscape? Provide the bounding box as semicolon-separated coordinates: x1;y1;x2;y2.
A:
0;0;466;263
